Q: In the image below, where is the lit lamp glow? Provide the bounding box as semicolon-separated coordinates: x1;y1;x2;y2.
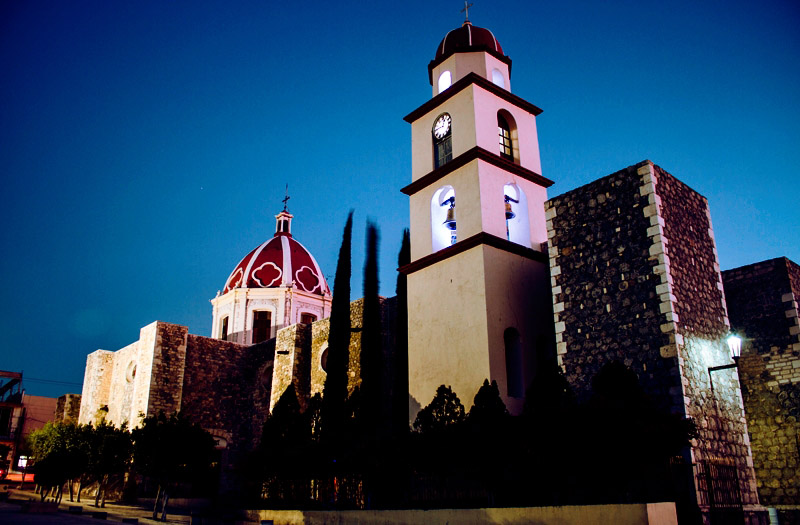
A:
708;334;743;391
726;335;742;362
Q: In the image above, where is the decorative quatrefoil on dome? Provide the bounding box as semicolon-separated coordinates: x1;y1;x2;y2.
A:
253;262;283;287
225;268;244;292
295;266;321;293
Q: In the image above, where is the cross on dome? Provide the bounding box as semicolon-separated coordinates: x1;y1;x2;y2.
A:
461;1;474;25
282;184;290;212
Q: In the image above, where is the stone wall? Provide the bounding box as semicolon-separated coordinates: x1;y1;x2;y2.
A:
55;394;81;423
146;322;188;416
180;334;274;490
547;160;760;516
309;298;367;399
723;258;800;506
546;161;675;409
306;296;397;406
653;163;758;507
78;350;114;425
271;323;312;412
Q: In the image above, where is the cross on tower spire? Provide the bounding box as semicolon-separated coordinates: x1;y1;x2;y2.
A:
282;184;290;212
461;1;474;24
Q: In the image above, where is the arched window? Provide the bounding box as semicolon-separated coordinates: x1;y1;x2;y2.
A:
300;312;317;325
431;185;457;252
220;316;229;341
252;310;272;344
498;114;513;161
432;113;452;169
504;328;524;398
497;110;519;163
438;71;452;93
504;183;531;248
320;343;329;372
491;68;505;89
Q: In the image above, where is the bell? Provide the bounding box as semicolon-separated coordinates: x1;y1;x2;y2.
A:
505;200;516;220
443;207;457;230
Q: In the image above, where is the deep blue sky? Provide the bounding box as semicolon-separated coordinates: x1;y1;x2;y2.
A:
2;1;798;397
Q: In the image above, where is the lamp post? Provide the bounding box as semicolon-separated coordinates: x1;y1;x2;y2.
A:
708;335;742;391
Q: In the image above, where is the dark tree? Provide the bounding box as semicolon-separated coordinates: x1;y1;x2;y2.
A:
88;421;132;508
580;361;697;503
522;363;576;422
518;365;579;504
468;379;509;425
321;211;354;444
413;385;466;434
132;413;216;520
28;422;97;504
359;220;383;434
261;384;306;447
392;229;410;437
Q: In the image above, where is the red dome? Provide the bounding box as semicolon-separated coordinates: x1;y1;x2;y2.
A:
434;22;503;61
222;230;329;296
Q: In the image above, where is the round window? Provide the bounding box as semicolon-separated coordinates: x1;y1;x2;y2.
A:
126;361;137;383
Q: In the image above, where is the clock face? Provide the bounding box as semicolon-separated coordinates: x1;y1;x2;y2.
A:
433;114;451;140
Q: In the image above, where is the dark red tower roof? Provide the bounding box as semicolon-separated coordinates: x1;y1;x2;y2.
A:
434;22;503;61
428;22;510;85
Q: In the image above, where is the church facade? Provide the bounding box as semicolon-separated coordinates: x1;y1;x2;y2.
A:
76;18;800;521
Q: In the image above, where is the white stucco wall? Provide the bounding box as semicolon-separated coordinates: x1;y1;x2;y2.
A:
407;247;491;419
210;287;330;345
431;51;511;98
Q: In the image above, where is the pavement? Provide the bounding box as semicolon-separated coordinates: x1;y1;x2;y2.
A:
0;485;195;524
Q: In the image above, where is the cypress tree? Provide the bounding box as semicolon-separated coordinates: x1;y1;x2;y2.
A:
393;229;410;436
321;210;354;443
360;220;382;433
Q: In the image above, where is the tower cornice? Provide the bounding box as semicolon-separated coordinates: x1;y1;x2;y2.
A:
401;145;554;196
398;231;548;275
404;72;542;124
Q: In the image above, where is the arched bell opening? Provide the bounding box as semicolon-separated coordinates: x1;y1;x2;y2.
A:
438;70;452;93
504;183;531;248
431;185;457;252
491;68;506;89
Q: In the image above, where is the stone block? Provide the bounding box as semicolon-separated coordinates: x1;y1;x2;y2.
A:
640;182;656;196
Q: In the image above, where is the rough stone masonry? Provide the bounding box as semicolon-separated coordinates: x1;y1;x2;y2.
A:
546;160;760;516
723;257;800;507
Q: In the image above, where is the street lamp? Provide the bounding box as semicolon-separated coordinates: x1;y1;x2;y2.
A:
708;334;743;391
726;335;742;361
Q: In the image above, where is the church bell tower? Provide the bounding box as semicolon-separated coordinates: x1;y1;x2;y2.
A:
401;19;555;418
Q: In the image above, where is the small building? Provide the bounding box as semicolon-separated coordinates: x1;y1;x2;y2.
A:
0;371;24;471
0;371;60;472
